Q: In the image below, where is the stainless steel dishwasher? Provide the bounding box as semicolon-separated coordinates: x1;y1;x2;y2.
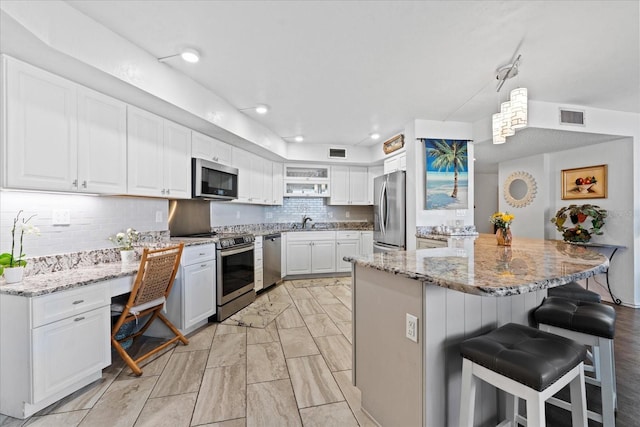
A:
263;233;282;289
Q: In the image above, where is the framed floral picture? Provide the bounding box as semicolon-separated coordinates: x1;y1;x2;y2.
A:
561;164;607;200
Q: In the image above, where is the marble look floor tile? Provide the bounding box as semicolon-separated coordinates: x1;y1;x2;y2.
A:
36;361;123;414
266;283;290;297
0;416;24;427
267;293;294;305
278;326;320;358
150;350;208;398
246;320;279;345
320;303;352;323
116;339;174;379
335;321;353;344
174;323;217;353
24;410;88;427
302;313;341;337
306;287;336;300
79;376;157;427
311;295;342;305
326;285;351;298
134;393;197;427
246;342;288;384
332;370;378;427
195;419;246;427
215;324;247;336
192;365;246;425
335;294;352;309
299;401;358;427
246;379;302;427
275;307;306;329
223;301;290;328
293;298;325;315
286;354;344;408
314;335;352;371
207;332;247;368
287;287;313;300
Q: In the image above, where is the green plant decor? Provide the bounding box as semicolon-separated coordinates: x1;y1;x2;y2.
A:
0;210;39;275
551;204;607;243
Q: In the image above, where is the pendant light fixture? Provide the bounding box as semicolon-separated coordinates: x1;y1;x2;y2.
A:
492;55;528;144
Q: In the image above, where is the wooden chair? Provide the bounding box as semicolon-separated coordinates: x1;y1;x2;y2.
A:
111;243;188;376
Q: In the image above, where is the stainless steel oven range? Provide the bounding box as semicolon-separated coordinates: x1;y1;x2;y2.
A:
215;234;256;321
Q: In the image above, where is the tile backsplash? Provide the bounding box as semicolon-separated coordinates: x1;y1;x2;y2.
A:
0;192;168;257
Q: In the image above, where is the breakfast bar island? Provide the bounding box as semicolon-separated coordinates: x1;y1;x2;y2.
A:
346;234;609;427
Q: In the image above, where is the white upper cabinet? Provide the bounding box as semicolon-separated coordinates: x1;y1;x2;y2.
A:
5;57;78;191
127;106;191;198
367;165;384;204
329;165;369;205
163;120;191;199
272;162;283;205
191;131;232;166
3;58;129;194
232;147;281;205
383;152;407;174
77;87;127;194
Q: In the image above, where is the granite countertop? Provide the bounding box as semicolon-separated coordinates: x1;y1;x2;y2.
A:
345;234;609;297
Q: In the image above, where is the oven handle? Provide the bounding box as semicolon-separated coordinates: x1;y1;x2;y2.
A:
218;244;254;257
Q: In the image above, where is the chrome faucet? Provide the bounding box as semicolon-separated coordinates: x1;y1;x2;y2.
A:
302;215;313;229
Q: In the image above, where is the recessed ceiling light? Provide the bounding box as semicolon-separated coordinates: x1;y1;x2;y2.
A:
255;104;269;115
370;133;381;140
294;135;304;142
180;48;200;63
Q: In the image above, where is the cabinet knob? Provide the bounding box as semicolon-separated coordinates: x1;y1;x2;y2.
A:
201;264;207;268
74;316;85;322
82;180;87;188
166;189;170;195
72;179;78;187
199;253;206;256
72;300;84;305
161;189;166;195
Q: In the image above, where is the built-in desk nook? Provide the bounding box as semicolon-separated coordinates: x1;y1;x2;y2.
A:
345;234;609;427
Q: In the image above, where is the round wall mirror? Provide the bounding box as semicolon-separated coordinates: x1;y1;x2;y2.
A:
504;171;537;208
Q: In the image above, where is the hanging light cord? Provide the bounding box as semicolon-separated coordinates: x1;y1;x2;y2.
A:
442;79;494;122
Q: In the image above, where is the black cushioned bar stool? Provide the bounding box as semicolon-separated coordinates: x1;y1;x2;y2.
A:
459;323;587;427
548;282;602;303
534;297;617;427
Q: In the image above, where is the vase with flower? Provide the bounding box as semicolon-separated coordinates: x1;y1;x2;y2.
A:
109;228;140;263
1;210;39;284
489;212;515;246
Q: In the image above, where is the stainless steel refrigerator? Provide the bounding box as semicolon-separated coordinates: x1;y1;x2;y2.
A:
373;170;406;252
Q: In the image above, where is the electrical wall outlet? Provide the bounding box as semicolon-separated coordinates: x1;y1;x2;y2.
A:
155;211;163;223
456;209;466;217
265;212;273;219
345;211;350;218
236;211;241;219
406;313;418;343
52;209;70;225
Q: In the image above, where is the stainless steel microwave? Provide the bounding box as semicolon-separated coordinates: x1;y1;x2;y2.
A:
192;158;239;200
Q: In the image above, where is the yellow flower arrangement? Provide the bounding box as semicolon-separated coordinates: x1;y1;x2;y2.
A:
489;212;515;230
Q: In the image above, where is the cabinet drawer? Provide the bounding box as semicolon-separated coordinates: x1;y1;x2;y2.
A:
32;283;110;328
287;231;336;241
32;305;110;402
336;231;360;240
182;244;215;265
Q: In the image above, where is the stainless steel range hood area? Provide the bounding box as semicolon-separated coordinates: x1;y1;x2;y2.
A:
168;199;212;237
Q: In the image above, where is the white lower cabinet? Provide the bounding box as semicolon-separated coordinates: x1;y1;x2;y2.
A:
254;236;264;291
416;238;448;249
156;244;216;336
0;281;111;419
285;231;336;275
336;231;361;272
360;231;374;255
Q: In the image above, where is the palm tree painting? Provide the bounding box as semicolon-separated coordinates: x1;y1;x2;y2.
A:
424;139;469;209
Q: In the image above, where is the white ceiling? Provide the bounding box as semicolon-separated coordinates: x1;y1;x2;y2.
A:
66;0;638;153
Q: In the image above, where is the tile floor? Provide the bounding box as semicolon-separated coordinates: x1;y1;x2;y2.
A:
0;277;377;427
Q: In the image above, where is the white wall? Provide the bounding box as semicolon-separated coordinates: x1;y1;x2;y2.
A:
410;120;475;234
545;138;635;305
0;191;167;257
474;173;498;234
498;154;547;239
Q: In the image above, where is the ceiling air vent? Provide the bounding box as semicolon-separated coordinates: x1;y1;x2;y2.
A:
559;108;585;126
328;147;347;159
